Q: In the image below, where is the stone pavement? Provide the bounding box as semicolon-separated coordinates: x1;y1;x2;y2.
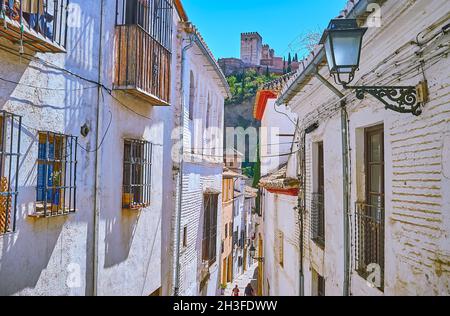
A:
223;263;259;296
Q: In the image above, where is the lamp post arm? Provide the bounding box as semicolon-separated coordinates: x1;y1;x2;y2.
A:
344;85;423;116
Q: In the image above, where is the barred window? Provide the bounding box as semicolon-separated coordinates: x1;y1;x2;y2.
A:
311;142;325;247
202;193;218;266
355;125;385;290
0;111;22;235
36;132;78;217
122;139;152;209
116;0;174;51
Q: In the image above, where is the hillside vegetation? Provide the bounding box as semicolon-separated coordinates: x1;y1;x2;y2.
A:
225;69;279;105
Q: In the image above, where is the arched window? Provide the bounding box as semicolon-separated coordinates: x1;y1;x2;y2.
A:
189;71;195;120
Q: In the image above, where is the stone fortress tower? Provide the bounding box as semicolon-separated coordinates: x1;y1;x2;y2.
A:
240;32;263;66
219;32;299;76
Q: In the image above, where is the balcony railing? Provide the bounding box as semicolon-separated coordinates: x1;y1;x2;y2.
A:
114;0;173;105
355;202;385;290
311;193;325;247
0;0;68;53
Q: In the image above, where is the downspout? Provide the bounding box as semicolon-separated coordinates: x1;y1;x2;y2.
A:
173;29;195;296
340;102;350;297
92;0;105;296
297;129;305;297
314;70;351;296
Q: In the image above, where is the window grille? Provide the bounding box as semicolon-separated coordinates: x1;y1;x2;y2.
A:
36;131;77;217
311;193;325;247
202;193;218;266
115;0;173;51
122;139;152;209
355;125;385;290
311;141;325;247
0;111;21;235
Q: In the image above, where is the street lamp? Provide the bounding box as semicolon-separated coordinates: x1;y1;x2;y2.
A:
249;244;264;263
320;19;426;116
320;19;367;86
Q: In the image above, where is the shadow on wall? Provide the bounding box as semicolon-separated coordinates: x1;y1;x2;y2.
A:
104;209;140;269
0;193;65;295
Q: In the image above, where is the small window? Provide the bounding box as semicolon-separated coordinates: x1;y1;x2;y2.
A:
318;275;325;296
122;139;153;209
313;269;326;296
312;141;325;247
202;194;219;266
36;131;78;217
183;226;188;248
225;223;228;238
229;223;232;238
0;111;22;234
276;229;284;268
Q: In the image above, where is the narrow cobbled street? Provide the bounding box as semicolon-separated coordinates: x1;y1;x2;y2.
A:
224;263;259;297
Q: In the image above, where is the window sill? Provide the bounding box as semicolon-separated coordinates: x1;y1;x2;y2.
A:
28;210;76;219
122;203;150;211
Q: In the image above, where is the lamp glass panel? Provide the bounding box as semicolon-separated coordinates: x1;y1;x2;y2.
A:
330;31;362;71
324;36;336;72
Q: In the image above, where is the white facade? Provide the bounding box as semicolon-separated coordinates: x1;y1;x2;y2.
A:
260;98;297;177
163;24;230;296
261;189;298;296
275;0;450;296
0;0;187;296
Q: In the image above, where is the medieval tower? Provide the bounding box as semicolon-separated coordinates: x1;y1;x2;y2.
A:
240;32;263;66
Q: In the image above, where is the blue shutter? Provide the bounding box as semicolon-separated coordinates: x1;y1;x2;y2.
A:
36;142;47;202
47;143;55;203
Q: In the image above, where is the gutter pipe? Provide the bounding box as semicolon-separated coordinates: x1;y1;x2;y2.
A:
92;0;105;296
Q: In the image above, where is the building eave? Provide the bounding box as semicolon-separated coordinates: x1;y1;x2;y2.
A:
276;0;387;106
183;22;231;99
174;0;188;22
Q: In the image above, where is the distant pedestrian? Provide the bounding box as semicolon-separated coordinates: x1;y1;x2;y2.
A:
232;285;240;296
244;283;255;296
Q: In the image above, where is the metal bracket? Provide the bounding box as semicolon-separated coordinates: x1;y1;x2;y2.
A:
346;86;422;116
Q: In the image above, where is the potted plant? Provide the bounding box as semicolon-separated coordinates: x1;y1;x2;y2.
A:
220;284;227;295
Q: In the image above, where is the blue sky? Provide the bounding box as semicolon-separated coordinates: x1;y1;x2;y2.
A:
182;0;348;60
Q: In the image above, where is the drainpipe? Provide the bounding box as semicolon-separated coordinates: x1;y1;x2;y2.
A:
173;27;195;296
92;0;105;296
340;102;350;297
297;129;305;297
314;70;351;296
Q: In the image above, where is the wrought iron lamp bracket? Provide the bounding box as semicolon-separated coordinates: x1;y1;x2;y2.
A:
345;85;423;116
252;257;265;263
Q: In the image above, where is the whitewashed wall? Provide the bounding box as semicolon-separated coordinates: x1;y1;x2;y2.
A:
0;0;181;296
260;99;297;177
262;190;299;296
284;0;450;296
165;36;227;296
